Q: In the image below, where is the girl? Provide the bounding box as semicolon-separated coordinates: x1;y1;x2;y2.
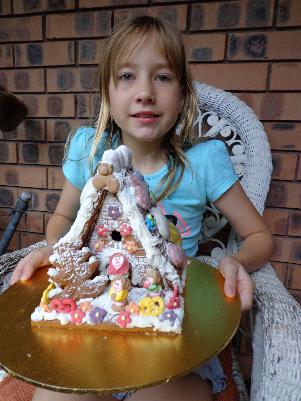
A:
11;15;274;401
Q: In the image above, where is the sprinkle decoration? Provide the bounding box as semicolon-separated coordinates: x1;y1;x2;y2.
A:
89;307;107;324
119;223;132;237
70;308;86;325
117;311;132;328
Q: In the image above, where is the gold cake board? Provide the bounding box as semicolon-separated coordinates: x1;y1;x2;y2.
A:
0;259;240;395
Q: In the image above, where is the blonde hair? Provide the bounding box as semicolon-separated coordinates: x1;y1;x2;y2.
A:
90;15;198;200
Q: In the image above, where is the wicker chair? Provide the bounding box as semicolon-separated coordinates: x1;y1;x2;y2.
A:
0;82;301;401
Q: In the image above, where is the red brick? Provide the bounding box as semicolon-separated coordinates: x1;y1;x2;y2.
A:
13;0;75;14
0;142;17;163
190;1;275;31
76;93;101;118
78;39;104;65
263;208;289;235
80;0;147;6
271;152;298;180
277;0;301;27
17;188;61;212
0;166;47;188
271;261;288;284
0;16;42;42
15;42;75;67
288;210;301;237
0;229;19;251
48;167;65;190
46;119;85;142
228;31;301;61
47;11;111;39
0;69;44;92
0;0;12;15
114;5;187;31
183;34;226;62
270;63;301;90
272;236;301;264
47;67;98;92
297;160;301;181
0;187;17;207
0;119;46;142
236;93;301;120
20;94;75;118
20;232;44;248
190;63;267;91
0;209;43;233
286;264;301;290
267;181;301;209
264;123;301;151
0;44;13;67
18;143;64;166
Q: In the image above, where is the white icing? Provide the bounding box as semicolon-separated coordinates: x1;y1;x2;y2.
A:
150;206;170;240
31;287;184;333
47;267;57;277
117;186;181;289
48;287;62;298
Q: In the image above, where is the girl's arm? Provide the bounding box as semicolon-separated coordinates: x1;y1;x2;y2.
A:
214;181;275;310
10;180;81;284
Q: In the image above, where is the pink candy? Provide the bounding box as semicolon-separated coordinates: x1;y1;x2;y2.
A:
166;243;187;268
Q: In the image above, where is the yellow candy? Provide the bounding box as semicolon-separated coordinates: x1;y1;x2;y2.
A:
139;296;165;317
41;283;55;304
168;222;182;246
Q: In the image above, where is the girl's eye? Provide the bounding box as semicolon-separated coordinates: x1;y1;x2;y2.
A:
156;74;171;82
119;73;134;81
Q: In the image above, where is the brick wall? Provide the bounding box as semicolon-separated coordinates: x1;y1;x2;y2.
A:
0;1;300;305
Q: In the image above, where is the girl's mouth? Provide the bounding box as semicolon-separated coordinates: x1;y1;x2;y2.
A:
132;112;160;123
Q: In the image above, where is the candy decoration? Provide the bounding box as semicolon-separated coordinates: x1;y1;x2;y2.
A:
50;298;64;312
70;308;86;325
168;222;182;246
124;240;138;255
79;301;92;313
117;311;132;328
108;252;129;275
62;298;77;313
41;283;55;305
127;174;152;210
139;296;165;317
96;224;109;236
125;302;140;315
143;269;162;297
108;205;121;220
166;243;187;268
145;214;156;232
150;207;170;240
159;310;177;326
166;285;180;310
119;223;132;238
94;239;105;252
89;307;107;324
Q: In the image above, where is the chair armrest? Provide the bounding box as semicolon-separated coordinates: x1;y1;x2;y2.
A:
0;241;47;294
250;263;301;401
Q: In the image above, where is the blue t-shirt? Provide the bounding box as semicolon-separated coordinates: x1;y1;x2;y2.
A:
63;126;238;257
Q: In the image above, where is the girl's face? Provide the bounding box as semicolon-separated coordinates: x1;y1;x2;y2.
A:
109;34;184;147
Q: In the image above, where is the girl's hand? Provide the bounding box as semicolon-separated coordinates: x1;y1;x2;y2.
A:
218;255;255;311
10;245;53;285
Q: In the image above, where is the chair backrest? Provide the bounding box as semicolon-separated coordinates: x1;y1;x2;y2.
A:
193;82;273;259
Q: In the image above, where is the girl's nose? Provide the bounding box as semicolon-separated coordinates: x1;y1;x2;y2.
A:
135;80;155;104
